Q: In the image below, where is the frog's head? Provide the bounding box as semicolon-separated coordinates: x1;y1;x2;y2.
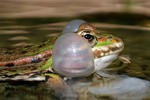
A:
92;34;124;70
76;24;124;71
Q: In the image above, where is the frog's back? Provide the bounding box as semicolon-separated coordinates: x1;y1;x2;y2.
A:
0;39;56;81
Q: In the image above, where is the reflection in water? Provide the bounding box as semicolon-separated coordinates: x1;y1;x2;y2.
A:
71;75;150;100
0;16;150;100
0;18;62;48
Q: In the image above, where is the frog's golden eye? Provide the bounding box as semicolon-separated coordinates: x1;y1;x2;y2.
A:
84;34;94;41
77;29;97;47
83;34;97;47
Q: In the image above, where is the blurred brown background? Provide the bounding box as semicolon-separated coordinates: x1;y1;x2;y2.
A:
0;0;150;18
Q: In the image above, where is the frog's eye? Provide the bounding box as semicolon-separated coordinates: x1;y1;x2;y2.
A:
84;34;94;41
83;34;97;47
78;30;97;47
81;30;94;41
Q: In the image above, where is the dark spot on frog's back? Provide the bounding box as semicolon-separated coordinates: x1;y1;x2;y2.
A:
38;45;43;48
31;58;41;63
21;50;27;54
6;63;14;67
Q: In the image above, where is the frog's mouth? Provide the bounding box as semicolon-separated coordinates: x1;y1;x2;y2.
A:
92;36;124;58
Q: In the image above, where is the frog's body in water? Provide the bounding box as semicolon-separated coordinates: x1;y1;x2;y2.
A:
0;21;124;81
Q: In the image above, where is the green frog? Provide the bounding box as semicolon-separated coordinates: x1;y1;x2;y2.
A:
0;21;124;81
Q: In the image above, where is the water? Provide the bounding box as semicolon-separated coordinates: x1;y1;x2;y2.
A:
0;13;150;100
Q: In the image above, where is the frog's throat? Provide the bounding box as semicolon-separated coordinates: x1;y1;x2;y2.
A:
92;39;124;58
